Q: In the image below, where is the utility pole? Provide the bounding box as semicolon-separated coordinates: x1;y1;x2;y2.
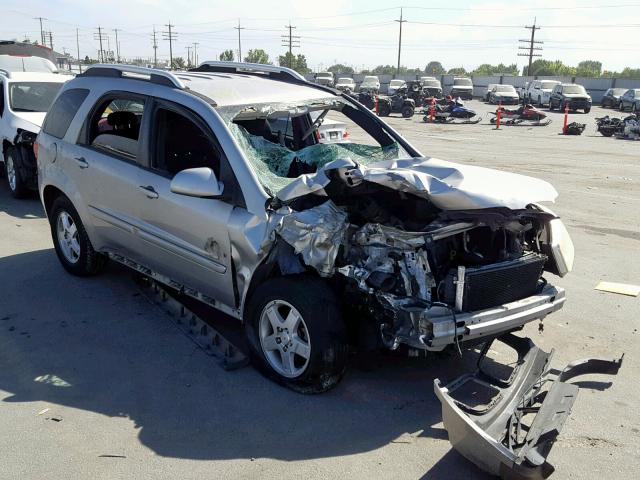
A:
162;23;177;69
94;26;107;63
281;23;300;69
113;28;121;62
518;18;543;75
151;27;158;68
186;46;192;66
395;7;407;77
192;42;199;66
234;19;244;62
34;17;46;45
76;28;82;73
43;31;53;50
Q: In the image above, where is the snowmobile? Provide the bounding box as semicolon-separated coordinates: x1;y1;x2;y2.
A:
422;97;482;124
490;104;551;126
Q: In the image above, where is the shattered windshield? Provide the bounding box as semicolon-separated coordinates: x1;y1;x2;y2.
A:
218;97;412;195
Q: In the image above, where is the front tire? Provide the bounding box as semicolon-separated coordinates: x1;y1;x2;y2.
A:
584;106;591;114
49;195;107;276
244;275;348;393
4;147;29;199
401;105;414;118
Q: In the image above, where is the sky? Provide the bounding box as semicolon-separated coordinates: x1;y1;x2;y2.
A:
1;0;639;72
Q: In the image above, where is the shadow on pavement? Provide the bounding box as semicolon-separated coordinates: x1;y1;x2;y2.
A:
0;248;489;477
0;187;46;219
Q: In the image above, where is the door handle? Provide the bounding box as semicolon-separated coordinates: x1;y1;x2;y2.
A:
74;157;89;169
139;185;159;199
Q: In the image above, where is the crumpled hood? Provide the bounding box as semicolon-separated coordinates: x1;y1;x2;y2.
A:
563;93;591;100
276;157;558;210
10;111;46;132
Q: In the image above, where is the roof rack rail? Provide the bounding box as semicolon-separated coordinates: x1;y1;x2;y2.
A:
80;64;185;89
190;61;307;83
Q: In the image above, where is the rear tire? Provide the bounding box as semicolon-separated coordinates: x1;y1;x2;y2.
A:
378;102;391;117
49;195;107;276
4;147;29;199
244;275;349;393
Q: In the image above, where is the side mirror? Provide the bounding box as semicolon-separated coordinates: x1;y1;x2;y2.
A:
170;167;224;198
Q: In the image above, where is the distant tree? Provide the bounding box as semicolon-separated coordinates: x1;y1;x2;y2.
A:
171;57;186;70
219;49;235;61
616;67;640;79
576;60;602;77
424;61;446;75
447;67;467;75
523;59;575;76
278;52;310;74
83;55;98;65
328;63;354;74
244;49;271;64
470;63;518;76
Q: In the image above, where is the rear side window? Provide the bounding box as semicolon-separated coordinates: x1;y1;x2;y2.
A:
87;96;145;160
42;88;89;139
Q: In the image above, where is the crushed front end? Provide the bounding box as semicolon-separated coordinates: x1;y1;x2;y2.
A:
434;334;623;479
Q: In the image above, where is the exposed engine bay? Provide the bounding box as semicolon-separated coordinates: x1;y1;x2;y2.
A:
274;167;571;352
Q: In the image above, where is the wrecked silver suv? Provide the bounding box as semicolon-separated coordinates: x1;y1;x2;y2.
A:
37;62;575;392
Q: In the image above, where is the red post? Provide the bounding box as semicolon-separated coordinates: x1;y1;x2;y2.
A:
562;102;569;134
429;97;436;123
495;101;502;129
375;95;379;115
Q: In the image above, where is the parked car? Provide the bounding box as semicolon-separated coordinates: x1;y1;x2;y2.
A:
420;76;437;82
359;75;380;93
484;83;498;102
549;84;592;113
387;79;406;95
525;80;560;107
0;69;68;197
450;77;473;100
334;77;355;92
421;78;442;99
37;62;573;396
314;72;334;87
601;88;627;108
618;88;640;112
488;84;519;105
516;82;529;100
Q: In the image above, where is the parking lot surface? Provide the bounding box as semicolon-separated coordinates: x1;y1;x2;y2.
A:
1;100;638;479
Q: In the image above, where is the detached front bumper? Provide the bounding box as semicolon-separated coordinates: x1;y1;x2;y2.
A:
434;334;623;479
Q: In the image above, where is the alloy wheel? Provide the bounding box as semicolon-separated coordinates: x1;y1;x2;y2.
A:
258;300;311;378
6;155;16;191
56;210;81;264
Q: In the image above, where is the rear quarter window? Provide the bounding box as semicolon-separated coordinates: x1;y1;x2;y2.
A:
41;88;90;139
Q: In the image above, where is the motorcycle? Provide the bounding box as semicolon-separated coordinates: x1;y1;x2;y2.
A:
422;97;482;124
596;114;640;139
490;104;551;126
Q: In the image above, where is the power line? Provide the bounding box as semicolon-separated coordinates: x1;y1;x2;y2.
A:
234;19;244;62
395;7;407;76
162;22;177;69
518;18;543;74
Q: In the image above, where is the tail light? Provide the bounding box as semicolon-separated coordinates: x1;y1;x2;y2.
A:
33;141;39;159
343;131;349;139
315;130;321;141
